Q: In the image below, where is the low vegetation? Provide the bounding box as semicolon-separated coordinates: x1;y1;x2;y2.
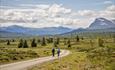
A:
0;34;115;70
29;36;115;70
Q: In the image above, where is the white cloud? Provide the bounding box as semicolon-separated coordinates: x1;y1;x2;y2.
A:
106;5;115;11
74;5;115;19
99;5;115;19
0;4;115;29
77;10;97;17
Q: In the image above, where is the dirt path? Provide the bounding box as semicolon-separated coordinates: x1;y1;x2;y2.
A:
0;50;70;70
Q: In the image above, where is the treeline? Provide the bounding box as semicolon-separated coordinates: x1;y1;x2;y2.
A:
16;35;82;48
5;34;115;48
65;32;115;39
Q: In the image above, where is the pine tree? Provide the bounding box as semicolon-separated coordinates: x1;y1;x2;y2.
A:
47;38;53;43
76;35;79;42
41;37;46;46
68;44;71;48
54;41;58;47
18;39;23;48
67;39;70;44
23;40;28;48
31;39;37;47
37;39;41;43
56;38;60;44
67;39;71;48
7;40;10;45
12;39;15;42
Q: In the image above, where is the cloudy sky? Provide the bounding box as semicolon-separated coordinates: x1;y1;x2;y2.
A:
0;0;115;29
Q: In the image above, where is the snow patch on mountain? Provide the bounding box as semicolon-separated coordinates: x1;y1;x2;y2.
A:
88;17;115;29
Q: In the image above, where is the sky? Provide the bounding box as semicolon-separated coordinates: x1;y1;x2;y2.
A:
0;0;115;29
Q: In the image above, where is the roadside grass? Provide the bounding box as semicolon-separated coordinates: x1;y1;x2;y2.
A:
0;39;53;64
29;51;87;70
0;48;52;65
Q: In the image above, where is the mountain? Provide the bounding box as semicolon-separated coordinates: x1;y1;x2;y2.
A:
61;27;115;37
0;25;73;36
0;31;29;38
112;20;115;23
88;18;115;29
61;18;115;36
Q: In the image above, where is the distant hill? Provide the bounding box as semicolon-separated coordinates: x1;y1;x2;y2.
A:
112;20;115;23
88;18;115;29
61;17;115;36
0;31;28;38
61;28;115;35
0;25;73;36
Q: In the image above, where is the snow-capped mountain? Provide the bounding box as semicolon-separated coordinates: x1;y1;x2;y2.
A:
88;18;115;29
61;17;115;36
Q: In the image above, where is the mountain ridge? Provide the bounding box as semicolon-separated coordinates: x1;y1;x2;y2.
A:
61;17;115;36
0;25;73;36
88;17;115;29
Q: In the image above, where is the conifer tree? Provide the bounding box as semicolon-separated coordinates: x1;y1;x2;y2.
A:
67;39;71;48
76;35;79;42
18;39;23;48
31;38;37;47
7;40;10;45
23;40;28;48
37;39;41;43
47;38;51;43
41;37;46;46
12;39;15;42
54;41;58;47
56;38;60;44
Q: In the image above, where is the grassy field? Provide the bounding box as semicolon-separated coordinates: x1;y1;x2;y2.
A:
0;36;115;70
0;38;52;64
29;37;115;70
